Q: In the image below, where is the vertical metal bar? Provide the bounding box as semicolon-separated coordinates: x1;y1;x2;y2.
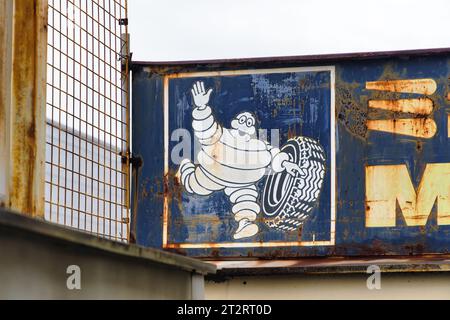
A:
89;0;93;234
120;1;130;242
101;0;106;239
0;0;13;207
8;0;47;218
112;0;117;240
49;1;55;222
113;0;118;240
81;0;86;231
54;0;61;223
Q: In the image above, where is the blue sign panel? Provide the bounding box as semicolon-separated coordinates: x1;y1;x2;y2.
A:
132;51;450;258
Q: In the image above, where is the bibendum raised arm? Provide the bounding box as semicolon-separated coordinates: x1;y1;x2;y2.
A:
191;81;223;146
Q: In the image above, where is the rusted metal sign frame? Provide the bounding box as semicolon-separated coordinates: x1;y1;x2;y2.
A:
0;0;47;217
131;48;450;266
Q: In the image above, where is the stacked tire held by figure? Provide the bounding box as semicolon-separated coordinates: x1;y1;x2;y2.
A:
262;137;326;231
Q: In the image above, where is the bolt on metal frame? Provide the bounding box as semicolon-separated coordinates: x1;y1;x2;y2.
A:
46;0;130;241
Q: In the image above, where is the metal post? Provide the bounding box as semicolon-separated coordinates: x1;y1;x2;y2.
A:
0;0;47;217
120;29;131;240
0;0;13;207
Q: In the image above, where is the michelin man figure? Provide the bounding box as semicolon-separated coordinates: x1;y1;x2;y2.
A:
178;81;304;240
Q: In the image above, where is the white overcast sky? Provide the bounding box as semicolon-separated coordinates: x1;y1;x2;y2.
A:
128;0;450;62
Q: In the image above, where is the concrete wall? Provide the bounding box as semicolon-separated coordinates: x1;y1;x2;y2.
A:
0;209;214;299
205;273;450;300
1;230;191;299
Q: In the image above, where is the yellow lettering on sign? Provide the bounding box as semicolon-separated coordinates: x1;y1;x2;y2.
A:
366;118;437;139
365;79;437;95
365;163;450;227
368;98;433;115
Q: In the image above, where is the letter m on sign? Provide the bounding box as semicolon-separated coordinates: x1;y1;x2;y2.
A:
365;163;450;227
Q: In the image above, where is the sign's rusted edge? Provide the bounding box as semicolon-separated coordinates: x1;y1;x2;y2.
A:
132;47;450;69
206;255;450;278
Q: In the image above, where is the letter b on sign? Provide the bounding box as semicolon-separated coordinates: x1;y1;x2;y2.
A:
66;265;81;290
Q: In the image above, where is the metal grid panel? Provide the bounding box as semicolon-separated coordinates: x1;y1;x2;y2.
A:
46;0;129;241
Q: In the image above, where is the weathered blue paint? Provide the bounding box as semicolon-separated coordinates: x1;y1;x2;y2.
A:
132;50;450;258
131;73;165;247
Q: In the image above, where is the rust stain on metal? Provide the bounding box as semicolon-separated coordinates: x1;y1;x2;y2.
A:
172;171;183;204
366;78;437;95
366;118;437;138
163;172;169;247
206;254;450;273
336;86;368;139
185;214;222;243
368;98;433;115
9;0;47;217
169;169;184;212
164;239;332;249
162;167;187;247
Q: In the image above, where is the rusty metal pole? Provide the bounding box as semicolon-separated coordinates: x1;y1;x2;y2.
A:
0;0;47;218
0;0;13;207
120;30;131;240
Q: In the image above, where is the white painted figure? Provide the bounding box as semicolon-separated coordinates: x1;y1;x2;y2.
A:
178;81;305;240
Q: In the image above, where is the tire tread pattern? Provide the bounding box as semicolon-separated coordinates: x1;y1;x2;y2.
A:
264;137;326;231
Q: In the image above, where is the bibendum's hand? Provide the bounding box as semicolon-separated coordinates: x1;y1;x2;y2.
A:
283;161;306;177
191;81;213;109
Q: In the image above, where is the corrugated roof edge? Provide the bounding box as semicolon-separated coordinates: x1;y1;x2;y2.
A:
132;47;450;68
0;209;216;275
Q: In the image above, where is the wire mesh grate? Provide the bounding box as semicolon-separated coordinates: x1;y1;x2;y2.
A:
46;0;129;241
